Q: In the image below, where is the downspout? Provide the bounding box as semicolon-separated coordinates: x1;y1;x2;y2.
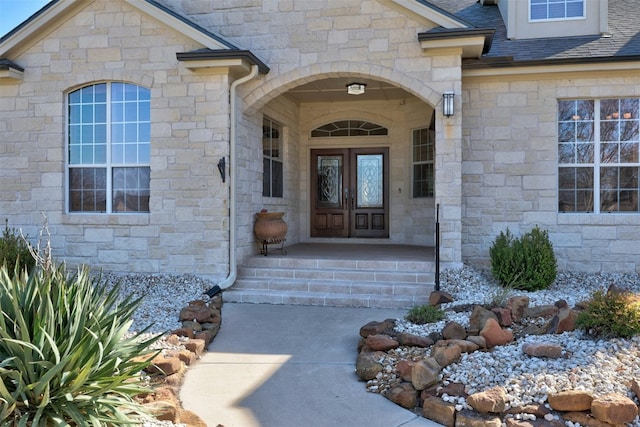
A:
207;64;259;296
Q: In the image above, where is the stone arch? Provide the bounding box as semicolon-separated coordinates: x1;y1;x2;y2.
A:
242;61;441;115
64;70;153;94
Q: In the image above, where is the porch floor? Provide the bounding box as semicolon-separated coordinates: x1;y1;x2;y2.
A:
224;242;436;309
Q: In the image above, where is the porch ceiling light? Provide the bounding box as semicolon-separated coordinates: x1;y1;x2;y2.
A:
442;91;455;117
346;82;366;95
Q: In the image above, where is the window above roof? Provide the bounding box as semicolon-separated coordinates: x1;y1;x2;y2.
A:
530;0;584;21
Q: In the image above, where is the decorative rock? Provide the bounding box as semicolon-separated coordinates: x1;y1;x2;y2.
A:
466;335;487;349
545;308;577;334
195;329;217;347
430;290;454;306
442;321;467;340
466;386;507;414
359;320;396;338
563;412;614;427
491;307;513;327
547;390;593;412
443;339;480;353
386;382;419;409
411;357;441;391
554;299;568;309
181;320;203;332
179;301;220;324
469;306;498;333
177;409;208;427
505;419;564;427
171;327;195;339
184;338;206;356
590;393;638;425
146;355;182;376
479;318;514;348
508;296;530;322
505;404;551;418
423;396;456;427
396;360;414;382
455;409;502;427
522;342;563;359
631;378;640;400
355;350;384;381
520;324;546;336
432;344;462;368
396;332;434;347
143;400;178;422
174;349;197;366
439;382;468;398
523;305;558;319
365;334;399;351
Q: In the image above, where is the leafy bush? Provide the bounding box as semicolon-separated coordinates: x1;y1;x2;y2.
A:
0;264;160;425
405;304;445;324
576;288;640;339
0;219;35;275
489;226;557;291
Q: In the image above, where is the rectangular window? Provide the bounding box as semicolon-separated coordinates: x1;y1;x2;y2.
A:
530;0;584;21
262;117;283;198
68;82;150;213
412;127;435;198
558;98;640;213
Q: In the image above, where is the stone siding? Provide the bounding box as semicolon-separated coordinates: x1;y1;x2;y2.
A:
461;72;640;273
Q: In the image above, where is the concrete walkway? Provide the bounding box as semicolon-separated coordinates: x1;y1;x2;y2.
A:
180;303;440;427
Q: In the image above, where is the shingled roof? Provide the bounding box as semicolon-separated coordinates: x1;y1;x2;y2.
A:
424;0;640;66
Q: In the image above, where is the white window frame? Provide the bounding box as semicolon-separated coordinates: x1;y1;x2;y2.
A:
558;98;640;214
66;82;151;214
529;0;585;22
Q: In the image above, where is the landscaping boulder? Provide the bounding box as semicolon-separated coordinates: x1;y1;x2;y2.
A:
455;409;502;427
386;382;419;409
355;350;385;381
359;319;395;338
430;290;454;306
547;390;593;412
469;305;498;333
590;393;638;425
411;357;441;390
423;396;456;427
365;334;399;351
522;342;563;359
442;321;466;340
480;318;514;348
508;296;530;322
396;332;434;347
432;343;462;368
466;386;507;414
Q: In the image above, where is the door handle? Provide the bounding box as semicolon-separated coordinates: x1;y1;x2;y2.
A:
351;188;355;210
344;188;349;209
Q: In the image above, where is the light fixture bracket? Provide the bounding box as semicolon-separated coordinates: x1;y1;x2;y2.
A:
346;82;366;95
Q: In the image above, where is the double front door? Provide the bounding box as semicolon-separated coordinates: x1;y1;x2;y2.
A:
311;148;389;238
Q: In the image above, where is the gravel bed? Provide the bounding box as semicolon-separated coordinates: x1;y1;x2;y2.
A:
385;266;640;426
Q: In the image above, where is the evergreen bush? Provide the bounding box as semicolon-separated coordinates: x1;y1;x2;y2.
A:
0;220;35;275
0;264;160;425
405;304;445;324
489;226;557;291
576;288;640;339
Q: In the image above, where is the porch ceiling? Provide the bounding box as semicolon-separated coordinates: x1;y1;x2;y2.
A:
284;77;409;103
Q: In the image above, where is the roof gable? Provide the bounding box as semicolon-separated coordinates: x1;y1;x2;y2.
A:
0;0;236;58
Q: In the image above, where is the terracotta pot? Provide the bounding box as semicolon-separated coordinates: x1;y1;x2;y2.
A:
254;211;287;243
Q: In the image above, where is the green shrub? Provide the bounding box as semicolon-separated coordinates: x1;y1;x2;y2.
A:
0;220;35;275
0;264;161;426
405;305;445;324
576;288;640;339
489;226;557;291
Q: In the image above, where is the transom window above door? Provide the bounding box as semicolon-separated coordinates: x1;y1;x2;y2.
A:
311;120;388;137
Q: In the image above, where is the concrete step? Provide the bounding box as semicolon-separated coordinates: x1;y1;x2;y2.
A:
222;288;431;309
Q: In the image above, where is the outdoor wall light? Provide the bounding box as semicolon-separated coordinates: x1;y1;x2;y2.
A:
346;82;366;95
443;91;455;117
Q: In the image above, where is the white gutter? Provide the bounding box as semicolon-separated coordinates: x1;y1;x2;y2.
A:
215;64;260;291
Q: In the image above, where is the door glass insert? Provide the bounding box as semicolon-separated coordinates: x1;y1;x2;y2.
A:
357;154;383;208
317;155;343;208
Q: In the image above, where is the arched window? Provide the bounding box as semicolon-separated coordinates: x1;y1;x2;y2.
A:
67;82;150;213
311;120;388;137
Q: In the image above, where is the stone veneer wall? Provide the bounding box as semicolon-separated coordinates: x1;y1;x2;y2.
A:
0;1;232;276
461;71;640;273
